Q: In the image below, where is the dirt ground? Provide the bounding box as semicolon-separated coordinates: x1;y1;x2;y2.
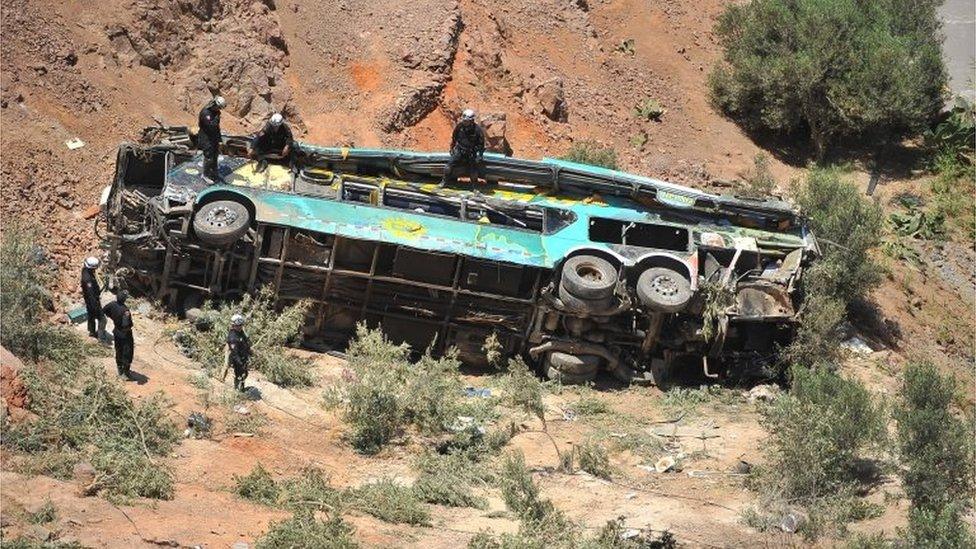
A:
1;0;973;546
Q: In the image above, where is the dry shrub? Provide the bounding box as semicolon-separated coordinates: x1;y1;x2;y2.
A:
327;324;467;454
256;509;357;549
178;287;314;387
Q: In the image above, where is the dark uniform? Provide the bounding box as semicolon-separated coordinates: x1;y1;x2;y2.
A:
440;120;486;186
197;101;222;181
102;297;134;378
250;121;294;172
81;267;103;338
227;327;251;392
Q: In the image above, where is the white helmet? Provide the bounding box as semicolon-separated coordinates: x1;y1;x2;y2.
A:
84;256;100;269
269;112;284;127
213;95;226;109
461;108;476;121
231;314;246;326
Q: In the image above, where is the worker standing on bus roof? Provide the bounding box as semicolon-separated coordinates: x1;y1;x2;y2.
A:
248;112;294;174
102;290;134;380
439;108;486;187
197;95;225;182
81;256;107;340
224;314;252;392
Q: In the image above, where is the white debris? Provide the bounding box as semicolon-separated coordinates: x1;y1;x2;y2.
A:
748;384;780;403
233;404;250;415
654;455;676;473
65;137;85;150
840;336;875;356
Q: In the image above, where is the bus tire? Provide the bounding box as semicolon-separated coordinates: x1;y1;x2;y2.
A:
546;365;597;385
636;267;693;313
560;255;617;300
548;351;601;375
193;200;250;246
558;284;613;314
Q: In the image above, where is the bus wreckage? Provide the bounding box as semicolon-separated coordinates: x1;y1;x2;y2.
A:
101;127;820;384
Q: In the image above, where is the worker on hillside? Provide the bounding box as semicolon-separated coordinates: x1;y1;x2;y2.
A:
248;112;294;173
197;95;226;182
224;314;252;392
102;290;134;380
81;256;107;340
439;108;486;187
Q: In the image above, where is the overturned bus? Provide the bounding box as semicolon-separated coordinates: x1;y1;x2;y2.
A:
100;127;819;384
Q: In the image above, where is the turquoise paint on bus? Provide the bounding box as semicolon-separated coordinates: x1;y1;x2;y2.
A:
187;145;808;270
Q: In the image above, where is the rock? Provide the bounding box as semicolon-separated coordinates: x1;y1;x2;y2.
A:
480;112;512;156
380;78;445;132
840;336;875;356
732;460;753;474
29;525;53;542
654;455;675;473
779;510;807;533
73;461;97;486
232;542;250;549
531;77;568;122
1;345;29;417
747;384;779;403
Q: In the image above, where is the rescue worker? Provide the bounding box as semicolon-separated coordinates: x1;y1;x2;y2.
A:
81;256;107;340
197;95;226;182
247;112;294;173
102;290;134;380
224;314;251;392
439;108;486;187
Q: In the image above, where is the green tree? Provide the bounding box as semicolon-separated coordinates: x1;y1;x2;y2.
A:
793;168;884;307
897;362;975;546
709;0;946;156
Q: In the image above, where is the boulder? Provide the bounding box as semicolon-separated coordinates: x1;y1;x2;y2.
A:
480;112;512;156
532;77;568;122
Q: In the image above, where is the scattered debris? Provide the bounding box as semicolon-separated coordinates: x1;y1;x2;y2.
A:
185;412;212;439
840;336;875;356
778;510;807;534
654;455;676;473
64;137;85;150
233;404;250;415
747;384;780;404
463;387;492;398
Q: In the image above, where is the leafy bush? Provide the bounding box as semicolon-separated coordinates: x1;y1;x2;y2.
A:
500;357;546;426
925;97;975;170
756;366;885;502
576;439;612;479
560;140;618;170
179;288;314;387
234;463;281;506
25;501;57;524
709;0;946;155
256;510;358;549
497;451;577;546
346;479;431;525
794;168;884;307
0;225;75;363
897;362;975;546
633;98;665;121
906;503;976;549
6;360;180;501
413;451;489;509
780;292;846;369
328;325;466;454
742;153;775;197
777;168;883;370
